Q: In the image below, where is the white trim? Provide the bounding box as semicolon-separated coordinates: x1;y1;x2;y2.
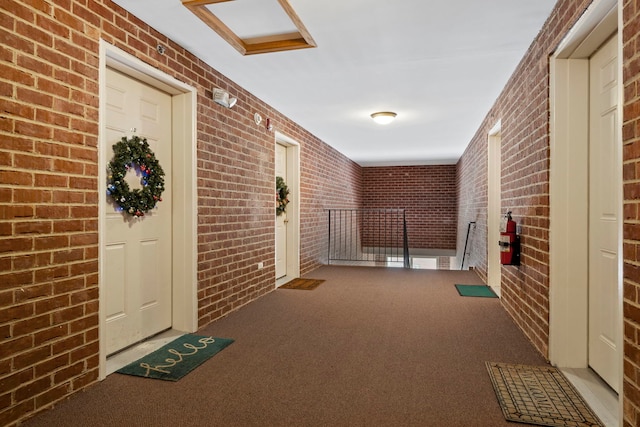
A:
549;57;590;367
98;41;198;379
487;120;502;297
616;0;624;401
555;0;617;59
274;131;300;287
170;91;199;333
488;119;502;137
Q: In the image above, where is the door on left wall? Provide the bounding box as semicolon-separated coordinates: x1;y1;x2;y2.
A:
103;68;173;355
275;143;288;279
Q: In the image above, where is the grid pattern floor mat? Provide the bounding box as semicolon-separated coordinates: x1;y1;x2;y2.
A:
486;362;604;427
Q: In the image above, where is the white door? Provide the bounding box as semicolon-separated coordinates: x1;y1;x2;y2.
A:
275;143;288;279
487;129;502;296
104;68;173;355
588;34;620;392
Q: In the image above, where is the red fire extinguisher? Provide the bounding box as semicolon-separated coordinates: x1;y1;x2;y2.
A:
499;211;520;265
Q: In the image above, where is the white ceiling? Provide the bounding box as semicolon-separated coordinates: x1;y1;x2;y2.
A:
113;0;557;166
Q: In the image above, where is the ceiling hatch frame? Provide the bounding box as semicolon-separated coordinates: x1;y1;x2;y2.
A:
182;0;316;55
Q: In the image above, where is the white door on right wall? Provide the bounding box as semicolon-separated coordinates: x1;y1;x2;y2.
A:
588;34;620;393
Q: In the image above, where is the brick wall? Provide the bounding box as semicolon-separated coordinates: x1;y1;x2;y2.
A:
298;130;363;272
5;0;640;425
456;127;488;271
456;0;594;360
0;1;361;425
363;166;457;250
489;27;553;357
457;0;640;424
623;0;640;424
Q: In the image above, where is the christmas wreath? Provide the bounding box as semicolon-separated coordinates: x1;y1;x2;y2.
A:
276;176;290;216
106;136;165;217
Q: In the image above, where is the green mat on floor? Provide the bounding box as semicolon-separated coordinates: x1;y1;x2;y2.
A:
455;284;498;298
117;334;234;381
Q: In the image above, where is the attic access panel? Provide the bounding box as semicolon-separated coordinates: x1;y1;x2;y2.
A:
182;0;316;55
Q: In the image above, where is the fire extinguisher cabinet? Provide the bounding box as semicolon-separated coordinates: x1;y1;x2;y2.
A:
499;211;520;266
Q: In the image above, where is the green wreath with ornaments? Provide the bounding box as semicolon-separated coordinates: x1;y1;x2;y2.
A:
276;176;290;216
107;136;165;217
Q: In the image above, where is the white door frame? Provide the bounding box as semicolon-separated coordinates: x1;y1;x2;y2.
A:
274;132;300;287
98;41;198;379
548;0;622;408
487;120;502;297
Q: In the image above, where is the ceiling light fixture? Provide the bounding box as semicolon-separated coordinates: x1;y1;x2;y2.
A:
371;111;397;125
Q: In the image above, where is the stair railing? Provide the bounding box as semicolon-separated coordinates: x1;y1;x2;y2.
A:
327;208;410;268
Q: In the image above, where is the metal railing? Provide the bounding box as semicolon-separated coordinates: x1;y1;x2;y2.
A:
327;209;410;268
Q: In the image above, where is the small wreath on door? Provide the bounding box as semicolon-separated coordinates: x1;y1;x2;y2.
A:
276;176;290;216
106;136;165;217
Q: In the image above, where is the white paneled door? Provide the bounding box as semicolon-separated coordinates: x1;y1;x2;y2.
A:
275;143;288;279
104;68;173;355
588;34;620;393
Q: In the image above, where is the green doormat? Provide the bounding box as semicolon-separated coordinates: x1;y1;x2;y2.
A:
117;334;234;381
455;284;498;298
486;362;604;427
279;278;325;290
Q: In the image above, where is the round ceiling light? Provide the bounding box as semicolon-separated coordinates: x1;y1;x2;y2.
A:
370;111;397;125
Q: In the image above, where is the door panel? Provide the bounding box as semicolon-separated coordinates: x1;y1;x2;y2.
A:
588;34;619;392
275;143;287;279
104;68;173;355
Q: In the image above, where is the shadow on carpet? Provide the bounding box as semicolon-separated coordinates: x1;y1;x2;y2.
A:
486;362;604;427
279;278;325;290
116;334;234;381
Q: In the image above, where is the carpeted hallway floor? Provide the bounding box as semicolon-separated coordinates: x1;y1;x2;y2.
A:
24;266;549;426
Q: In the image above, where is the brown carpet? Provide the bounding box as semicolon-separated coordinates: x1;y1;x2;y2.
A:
486;362;604;427
279;277;325;290
24;266;550;427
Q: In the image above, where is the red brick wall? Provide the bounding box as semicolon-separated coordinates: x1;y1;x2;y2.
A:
486;33;553;357
456;127;488;271
458;0;640;422
5;0;640;425
457;0;595;360
0;1;361;425
456;0;640;422
363;166;457;250
298;134;362;272
623;0;640;424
